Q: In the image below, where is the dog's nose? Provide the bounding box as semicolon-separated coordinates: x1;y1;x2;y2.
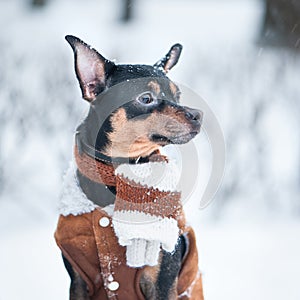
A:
184;108;203;123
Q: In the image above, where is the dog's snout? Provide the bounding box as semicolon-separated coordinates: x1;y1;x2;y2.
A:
184;108;203;123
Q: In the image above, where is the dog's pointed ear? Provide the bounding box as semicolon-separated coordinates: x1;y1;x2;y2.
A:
65;35;115;102
154;43;182;73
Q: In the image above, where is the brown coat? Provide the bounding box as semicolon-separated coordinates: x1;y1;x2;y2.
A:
55;208;204;299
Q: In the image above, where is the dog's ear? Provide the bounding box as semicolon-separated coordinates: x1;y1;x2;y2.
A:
154;43;182;73
65;35;115;102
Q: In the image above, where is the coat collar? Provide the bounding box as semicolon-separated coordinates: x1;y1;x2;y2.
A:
58;161;114;216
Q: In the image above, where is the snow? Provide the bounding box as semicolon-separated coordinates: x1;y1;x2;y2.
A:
1;0;300;299
199;220;300;300
2;220;300;300
1;222;69;300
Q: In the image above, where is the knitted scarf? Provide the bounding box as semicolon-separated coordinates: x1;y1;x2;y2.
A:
60;146;183;268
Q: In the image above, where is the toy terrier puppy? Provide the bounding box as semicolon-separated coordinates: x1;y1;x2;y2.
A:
55;35;204;300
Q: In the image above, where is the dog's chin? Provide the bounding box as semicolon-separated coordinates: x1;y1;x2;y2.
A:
170;132;199;144
151;131;199;145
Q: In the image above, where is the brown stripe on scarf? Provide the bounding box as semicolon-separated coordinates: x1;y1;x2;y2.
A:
74;146;116;186
114;198;182;220
115;175;182;219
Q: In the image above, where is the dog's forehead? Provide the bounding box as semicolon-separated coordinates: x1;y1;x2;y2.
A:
93;75;179;109
109;64;165;86
109;64;179;95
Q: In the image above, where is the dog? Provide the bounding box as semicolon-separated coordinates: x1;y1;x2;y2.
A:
55;35;204;300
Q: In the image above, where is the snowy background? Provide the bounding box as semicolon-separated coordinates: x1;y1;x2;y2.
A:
1;0;300;299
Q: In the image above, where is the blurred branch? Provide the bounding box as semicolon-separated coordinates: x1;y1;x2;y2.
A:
121;0;134;22
261;0;300;49
31;0;46;7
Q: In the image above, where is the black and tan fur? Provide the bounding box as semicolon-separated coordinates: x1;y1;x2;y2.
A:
63;35;202;299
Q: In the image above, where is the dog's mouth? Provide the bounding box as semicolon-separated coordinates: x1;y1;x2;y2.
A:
151;130;200;145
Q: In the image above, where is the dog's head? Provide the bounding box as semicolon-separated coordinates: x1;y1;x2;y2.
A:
66;35;202;159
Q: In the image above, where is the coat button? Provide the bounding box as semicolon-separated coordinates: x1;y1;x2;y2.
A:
99;217;110;227
108;281;119;291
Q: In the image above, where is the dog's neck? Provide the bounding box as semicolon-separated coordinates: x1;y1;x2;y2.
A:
74;145;167;207
76;170;116;207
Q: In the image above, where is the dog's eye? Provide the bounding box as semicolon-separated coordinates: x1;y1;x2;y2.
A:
137;93;154;105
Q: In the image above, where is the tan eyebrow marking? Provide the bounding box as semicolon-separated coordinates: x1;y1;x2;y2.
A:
169;82;178;96
148;80;161;95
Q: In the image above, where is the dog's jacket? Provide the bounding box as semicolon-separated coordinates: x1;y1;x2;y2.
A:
55;148;204;299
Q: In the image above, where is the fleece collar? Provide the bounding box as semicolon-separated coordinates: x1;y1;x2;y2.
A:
58;161;114;216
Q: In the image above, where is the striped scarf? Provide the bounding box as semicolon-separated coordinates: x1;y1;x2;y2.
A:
69;146;184;267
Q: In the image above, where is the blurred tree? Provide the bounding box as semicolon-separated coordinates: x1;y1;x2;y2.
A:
261;0;300;48
122;0;134;22
32;0;46;7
